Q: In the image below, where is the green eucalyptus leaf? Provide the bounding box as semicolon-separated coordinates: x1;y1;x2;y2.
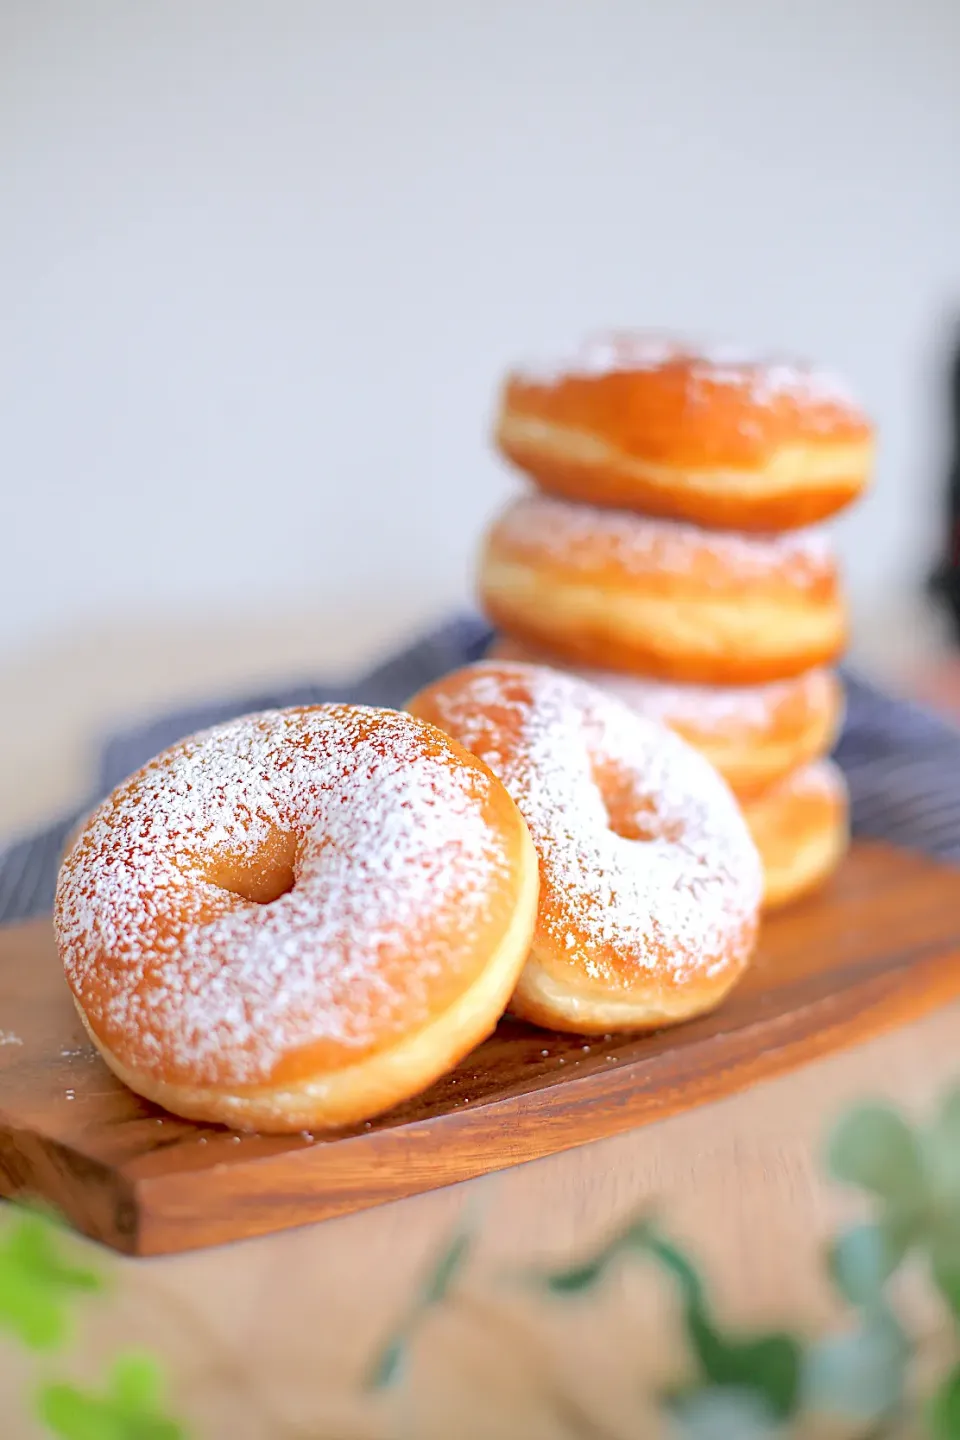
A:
541;1257;608;1294
924;1088;960;1205
801;1310;907;1421
365;1223;472;1390
932;1091;960;1159
878;1196;927;1267
634;1224;799;1420
938;1089;960;1130
534;1214;657;1296
928;1361;960;1439
930;1229;960;1321
665;1385;783;1439
635;1227;706;1311
365;1332;407;1392
827;1104;925;1204
828;1223;902;1308
631;1223;800;1419
419;1230;471;1307
685;1314;802;1422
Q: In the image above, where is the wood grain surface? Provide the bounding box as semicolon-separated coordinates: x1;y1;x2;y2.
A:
1;842;958;1257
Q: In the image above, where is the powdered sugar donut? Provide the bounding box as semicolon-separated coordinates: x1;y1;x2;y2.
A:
491;638;843;798
496;334;874;530
408;662;762;1033
742;759;849;910
55;706;539;1132
480;494;846;683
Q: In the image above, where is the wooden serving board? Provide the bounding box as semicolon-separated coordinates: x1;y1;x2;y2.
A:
1;842;958;1257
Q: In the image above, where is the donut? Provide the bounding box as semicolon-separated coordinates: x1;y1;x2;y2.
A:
480;493;846;683
407;662;762;1033
490;639;843;798
496;334;874;531
741;759;849;910
54;706;539;1132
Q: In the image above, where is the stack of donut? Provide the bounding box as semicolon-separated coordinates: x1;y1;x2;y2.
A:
483;334;875;909
50;336;869;1132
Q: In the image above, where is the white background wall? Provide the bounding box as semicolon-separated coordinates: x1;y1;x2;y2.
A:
3;0;959;667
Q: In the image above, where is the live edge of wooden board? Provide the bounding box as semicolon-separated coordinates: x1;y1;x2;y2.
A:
1;842;959;1257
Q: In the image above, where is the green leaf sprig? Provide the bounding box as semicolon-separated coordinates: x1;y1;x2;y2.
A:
0;1203;190;1439
0;1209;101;1351
530;1214;801;1437
38;1354;187;1440
366;1226;472;1390
821;1091;960;1434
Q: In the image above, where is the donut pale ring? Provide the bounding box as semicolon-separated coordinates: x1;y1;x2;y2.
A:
54;706;539;1132
490;639;843;798
741;759;849;911
496;334;874;531
480;494;846;684
408;662;762;1034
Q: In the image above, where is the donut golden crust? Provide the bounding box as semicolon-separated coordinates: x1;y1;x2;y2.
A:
54;706;539;1132
408;662;762;1034
481;495;846;684
742;759;849;911
497;335;874;531
491;639;843;798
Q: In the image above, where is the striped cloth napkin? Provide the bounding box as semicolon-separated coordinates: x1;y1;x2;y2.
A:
1;615;957;925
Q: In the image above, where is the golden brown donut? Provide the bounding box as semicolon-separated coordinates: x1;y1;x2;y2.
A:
491;638;843;798
408;661;762;1034
496;334;874;531
741;759;849;910
480;494;846;683
54;705;539;1132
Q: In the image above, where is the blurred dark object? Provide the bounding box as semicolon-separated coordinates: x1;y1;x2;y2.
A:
928;326;960;642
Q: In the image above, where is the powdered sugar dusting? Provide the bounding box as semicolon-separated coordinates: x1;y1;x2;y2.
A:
514;332;862;421
491;494;834;588
419;663;761;987
779;757;847;804
517;332;681;381
542;664;824;736
55;707;511;1085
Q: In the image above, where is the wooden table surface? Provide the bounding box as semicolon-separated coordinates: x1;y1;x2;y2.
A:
0;964;956;1436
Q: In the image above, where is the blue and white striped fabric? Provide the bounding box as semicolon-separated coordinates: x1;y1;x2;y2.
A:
1;615;957;926
834;671;960;862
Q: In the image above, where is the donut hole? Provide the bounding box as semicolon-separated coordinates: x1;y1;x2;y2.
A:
592;758;673;844
206;830;300;906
